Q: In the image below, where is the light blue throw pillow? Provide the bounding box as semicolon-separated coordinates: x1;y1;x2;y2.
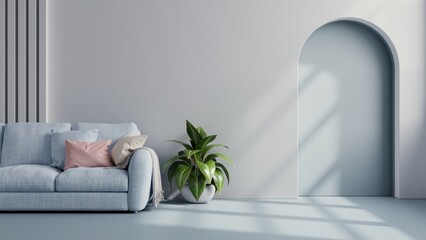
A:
51;129;99;170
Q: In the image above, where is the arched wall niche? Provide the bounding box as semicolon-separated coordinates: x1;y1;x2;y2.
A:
297;18;400;197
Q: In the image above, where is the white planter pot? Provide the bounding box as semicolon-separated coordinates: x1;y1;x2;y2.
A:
181;185;215;203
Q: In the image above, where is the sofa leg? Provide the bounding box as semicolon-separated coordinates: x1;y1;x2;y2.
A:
133;211;139;213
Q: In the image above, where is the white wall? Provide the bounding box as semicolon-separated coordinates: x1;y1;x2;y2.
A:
47;0;426;198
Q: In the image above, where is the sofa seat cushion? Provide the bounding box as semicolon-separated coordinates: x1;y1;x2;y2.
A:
0;165;61;192
55;167;128;192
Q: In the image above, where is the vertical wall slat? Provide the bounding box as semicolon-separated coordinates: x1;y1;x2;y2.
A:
6;0;15;123
0;0;5;123
38;0;46;122
17;0;26;122
27;0;36;122
2;0;45;123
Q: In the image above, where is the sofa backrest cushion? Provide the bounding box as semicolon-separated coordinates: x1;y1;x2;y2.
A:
0;122;71;167
0;123;4;163
72;122;140;151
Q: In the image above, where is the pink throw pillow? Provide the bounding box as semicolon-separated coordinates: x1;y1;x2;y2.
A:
64;140;113;170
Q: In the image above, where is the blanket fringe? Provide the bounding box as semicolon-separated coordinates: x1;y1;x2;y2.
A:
152;190;165;208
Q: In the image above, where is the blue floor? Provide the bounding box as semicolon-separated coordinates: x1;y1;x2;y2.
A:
0;197;425;240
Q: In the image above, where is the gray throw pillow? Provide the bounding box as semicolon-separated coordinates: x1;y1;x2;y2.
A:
51;129;99;170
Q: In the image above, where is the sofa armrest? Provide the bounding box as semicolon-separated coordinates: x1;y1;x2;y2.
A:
127;147;153;212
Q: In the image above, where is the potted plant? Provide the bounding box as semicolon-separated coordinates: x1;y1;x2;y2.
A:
163;120;233;203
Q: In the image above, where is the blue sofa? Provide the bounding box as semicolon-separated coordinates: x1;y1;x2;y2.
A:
0;122;153;212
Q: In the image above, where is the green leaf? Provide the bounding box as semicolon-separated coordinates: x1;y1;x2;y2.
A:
215;162;230;185
206;144;229;151
196;160;212;184
188;174;207;201
214;153;234;165
186;120;202;148
202;144;229;157
163;155;187;174
205;160;216;181
184;149;201;159
167;161;184;190
200;135;217;148
212;169;225;193
205;153;234;166
197;127;208;139
167;140;193;150
175;152;191;165
204;154;215;161
175;165;191;191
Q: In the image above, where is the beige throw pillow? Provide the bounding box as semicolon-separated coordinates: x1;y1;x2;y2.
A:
111;134;147;168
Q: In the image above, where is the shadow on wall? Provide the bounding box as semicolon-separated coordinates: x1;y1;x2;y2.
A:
298;21;394;196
